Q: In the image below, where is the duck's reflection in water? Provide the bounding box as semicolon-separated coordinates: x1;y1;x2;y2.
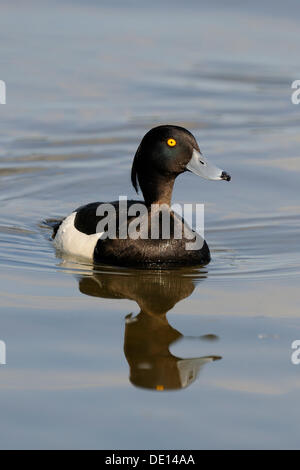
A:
77;267;221;391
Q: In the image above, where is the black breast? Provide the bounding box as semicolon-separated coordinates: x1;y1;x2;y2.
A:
73;200;210;268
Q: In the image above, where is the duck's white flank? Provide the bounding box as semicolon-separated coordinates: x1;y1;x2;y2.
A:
54;212;104;259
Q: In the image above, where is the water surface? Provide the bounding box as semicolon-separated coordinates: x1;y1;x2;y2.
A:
0;0;300;449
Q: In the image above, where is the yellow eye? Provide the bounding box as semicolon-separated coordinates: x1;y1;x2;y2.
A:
167;138;176;147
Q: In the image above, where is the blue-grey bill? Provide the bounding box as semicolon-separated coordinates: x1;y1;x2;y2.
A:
186;149;229;181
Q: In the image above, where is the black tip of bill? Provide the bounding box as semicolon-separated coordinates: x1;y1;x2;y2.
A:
221;171;231;182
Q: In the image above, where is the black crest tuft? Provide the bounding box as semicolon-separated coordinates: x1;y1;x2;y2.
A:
131;144;141;193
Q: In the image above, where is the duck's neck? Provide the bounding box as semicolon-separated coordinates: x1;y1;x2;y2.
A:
138;171;176;206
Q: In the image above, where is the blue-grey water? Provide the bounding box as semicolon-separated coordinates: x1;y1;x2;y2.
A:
0;0;300;449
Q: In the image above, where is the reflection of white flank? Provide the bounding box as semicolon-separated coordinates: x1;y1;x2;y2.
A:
54;212;103;259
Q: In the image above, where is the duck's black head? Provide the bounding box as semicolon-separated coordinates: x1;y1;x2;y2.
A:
131;125;231;205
